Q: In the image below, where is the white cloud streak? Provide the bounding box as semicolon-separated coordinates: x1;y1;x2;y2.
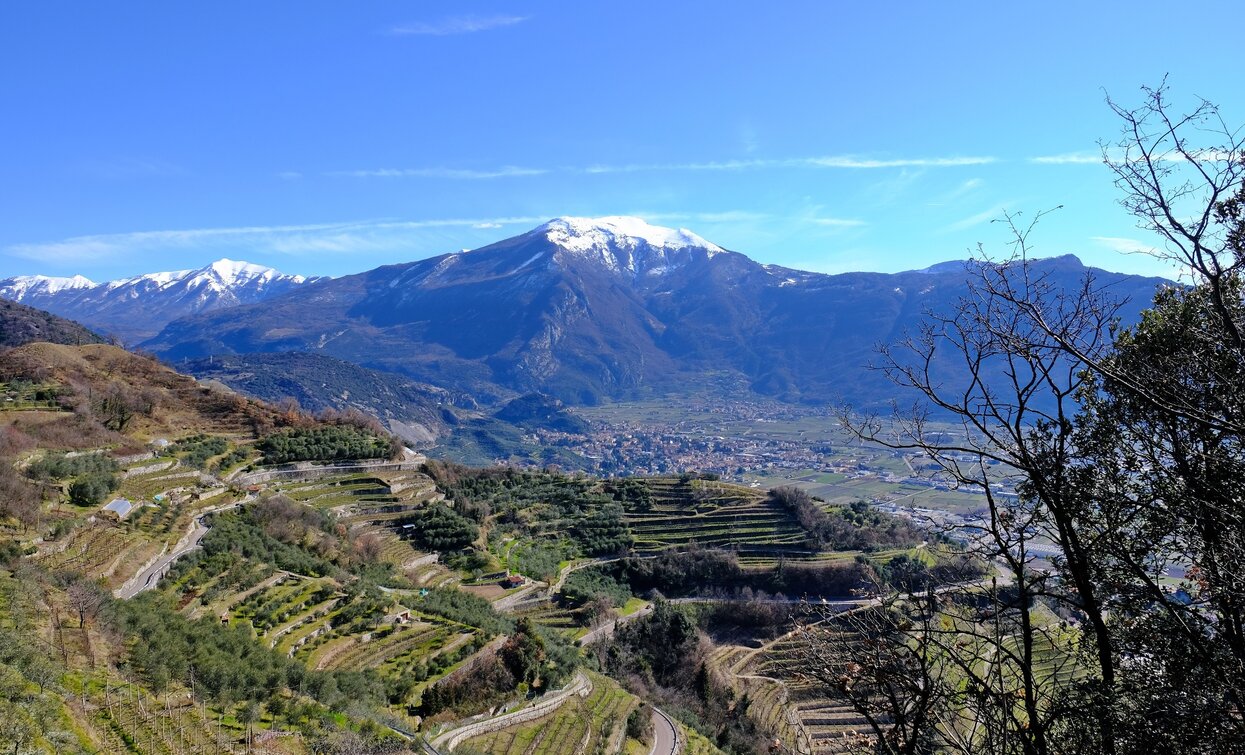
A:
925;178;984;207
1030;152;1103;165
333;154;998;180
582;155;998;174
940;203;1014;233
1031;148;1240;165
1091;236;1160;256
390;15;528;36
5;217;549;263
330;166;548;179
808;217;867;227
5;211;867;264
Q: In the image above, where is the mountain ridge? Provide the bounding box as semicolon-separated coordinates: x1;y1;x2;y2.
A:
0;258;321;343
141;217;1170;410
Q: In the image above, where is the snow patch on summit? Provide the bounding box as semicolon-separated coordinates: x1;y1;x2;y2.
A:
535;216;724;276
542;216;723;254
0;274;96;299
103;259;305;294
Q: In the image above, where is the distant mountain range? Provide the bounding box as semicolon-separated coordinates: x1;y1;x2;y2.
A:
138;217;1169;410
0;259;319;343
2;218;1172;417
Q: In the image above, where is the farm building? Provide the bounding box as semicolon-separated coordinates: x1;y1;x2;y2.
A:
383;607;413;625
101;497;135;520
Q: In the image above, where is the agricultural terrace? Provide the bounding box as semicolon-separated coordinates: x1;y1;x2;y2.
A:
620;476;809;560
727;628;881;754
463;671;641;755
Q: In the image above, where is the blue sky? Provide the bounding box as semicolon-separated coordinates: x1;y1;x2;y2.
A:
2;1;1242;282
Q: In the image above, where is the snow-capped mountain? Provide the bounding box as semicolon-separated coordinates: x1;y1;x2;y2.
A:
534;216;723;277
1;274;97;299
0;259;318;343
140;216;1172;409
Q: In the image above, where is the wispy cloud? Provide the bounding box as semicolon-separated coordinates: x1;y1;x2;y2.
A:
1030;152;1103;165
4;211;864;265
329;166;548;180
333;154;998;180
643;210;772;225
808;217;867;227
1031;148;1240;165
803;156;995;169
1091;236;1160;256
390;15;527;36
639;210;866;238
940;203;1014;233
738;123;759;154
583;155;996;174
5;217;550;264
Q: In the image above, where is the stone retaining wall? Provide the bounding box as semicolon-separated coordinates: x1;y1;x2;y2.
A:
432;672;591;751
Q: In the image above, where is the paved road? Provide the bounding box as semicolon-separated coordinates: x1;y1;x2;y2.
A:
650;707;679;755
579;603;654;646
432;671;592;751
115;499;247;599
115;517;210;598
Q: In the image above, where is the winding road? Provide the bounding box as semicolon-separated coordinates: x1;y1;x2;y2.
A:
650;707;679;755
114;499;247;599
115;517;209;599
578;603;654;646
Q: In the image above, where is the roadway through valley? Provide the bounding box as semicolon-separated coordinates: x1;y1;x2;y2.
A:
114;499;247;599
650;707;679;755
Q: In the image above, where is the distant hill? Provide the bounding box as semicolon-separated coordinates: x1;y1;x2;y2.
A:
0;258;321;343
495;393;590;434
179;351;465;446
139;217;1170;411
0;299;106;350
0;342;300;443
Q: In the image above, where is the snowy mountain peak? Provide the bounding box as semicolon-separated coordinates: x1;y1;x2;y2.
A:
202;258;299;285
530;216;725;277
101;259;304;292
0;259;315;343
539;216;724;255
0;274;96;298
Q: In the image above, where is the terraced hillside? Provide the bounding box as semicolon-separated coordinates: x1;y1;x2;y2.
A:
621;477;809;559
463;672;640;755
0;338;960;754
271;469;459;586
708;626;880;754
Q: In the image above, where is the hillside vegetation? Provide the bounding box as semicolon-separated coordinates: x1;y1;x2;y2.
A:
0;342;971;755
0;300;105;350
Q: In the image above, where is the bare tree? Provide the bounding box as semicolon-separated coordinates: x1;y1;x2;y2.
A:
66;578;105;629
841;210;1127;754
827;83;1245;755
788;595;952;755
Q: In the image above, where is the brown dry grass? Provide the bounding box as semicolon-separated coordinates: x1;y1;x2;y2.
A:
0;343;305;444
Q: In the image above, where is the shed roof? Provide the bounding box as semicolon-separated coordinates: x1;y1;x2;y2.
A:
103;498;134;519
